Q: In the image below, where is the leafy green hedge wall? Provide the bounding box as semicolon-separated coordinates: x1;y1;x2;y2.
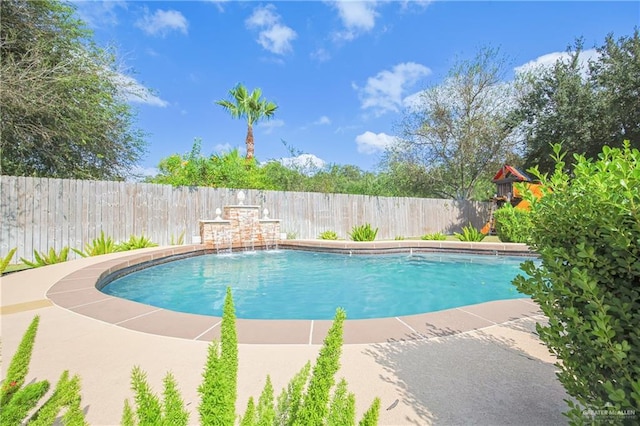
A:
514;143;640;423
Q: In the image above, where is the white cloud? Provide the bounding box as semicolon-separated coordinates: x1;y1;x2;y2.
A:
74;1;127;28
127;165;159;181
331;0;378;40
354;62;431;116
514;49;599;75
402;91;425;111
246;5;297;55
246;4;279;27
214;143;235;153
310;48;331;62
258;24;297;55
114;73;169;107
334;124;361;134
136;9;188;37
279;154;326;175
399;0;433;12
204;0;228;12
314;116;331;125
258;119;285;134
355;131;395;154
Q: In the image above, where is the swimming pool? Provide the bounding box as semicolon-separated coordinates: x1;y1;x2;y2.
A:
101;250;530;320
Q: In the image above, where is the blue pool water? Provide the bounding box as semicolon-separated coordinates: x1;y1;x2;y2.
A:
101;250;530;320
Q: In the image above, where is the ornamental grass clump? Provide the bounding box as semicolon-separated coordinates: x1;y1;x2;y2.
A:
421;232;447;241
117;234;159;251
0;247;17;274
349;224;378;242
20;247;70;268
318;230;339;240
453;225;485;242
72;230;118;257
513;142;640;423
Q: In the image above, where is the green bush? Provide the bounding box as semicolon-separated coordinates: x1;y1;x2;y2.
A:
349;224;378;242
0;247;17;274
453;225;485;242
493;204;533;243
0;316;87;425
513;143;640;423
394;236;405;240
318;230;339;240
20;247;70;268
421;232;447;241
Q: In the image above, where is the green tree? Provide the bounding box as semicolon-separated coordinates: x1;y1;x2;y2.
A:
216;84;278;160
260;160;309;191
388;47;520;200
374;161;434;198
513;31;640;173
513;41;607;173
0;0;146;179
590;30;640;148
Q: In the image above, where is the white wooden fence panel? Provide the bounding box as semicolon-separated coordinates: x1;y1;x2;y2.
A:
0;176;490;262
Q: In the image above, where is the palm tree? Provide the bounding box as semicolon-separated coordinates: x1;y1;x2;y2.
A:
216;84;278;160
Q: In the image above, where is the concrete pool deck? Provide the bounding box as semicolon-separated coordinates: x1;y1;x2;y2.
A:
1;242;570;425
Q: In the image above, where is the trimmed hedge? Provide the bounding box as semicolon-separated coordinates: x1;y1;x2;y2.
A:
514;143;640;423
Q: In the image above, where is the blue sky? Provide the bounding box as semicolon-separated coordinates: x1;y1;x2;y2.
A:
74;1;640;175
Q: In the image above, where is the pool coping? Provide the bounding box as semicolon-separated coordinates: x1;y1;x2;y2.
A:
44;241;541;344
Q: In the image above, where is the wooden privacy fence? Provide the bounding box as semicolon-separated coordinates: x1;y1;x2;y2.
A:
0;176;491;262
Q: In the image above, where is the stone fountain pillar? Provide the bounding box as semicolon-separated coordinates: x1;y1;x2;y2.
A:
199;191;281;250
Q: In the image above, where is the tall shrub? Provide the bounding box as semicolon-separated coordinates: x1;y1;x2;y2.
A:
290;309;380;425
294;308;347;424
241;308;380;426
120;367;188;426
493;204;533;243
0;316;87;425
514;143;640;423
124;289;380;426
198;287;238;425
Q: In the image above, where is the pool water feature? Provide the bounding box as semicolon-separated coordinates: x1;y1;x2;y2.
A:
101;250;532;320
